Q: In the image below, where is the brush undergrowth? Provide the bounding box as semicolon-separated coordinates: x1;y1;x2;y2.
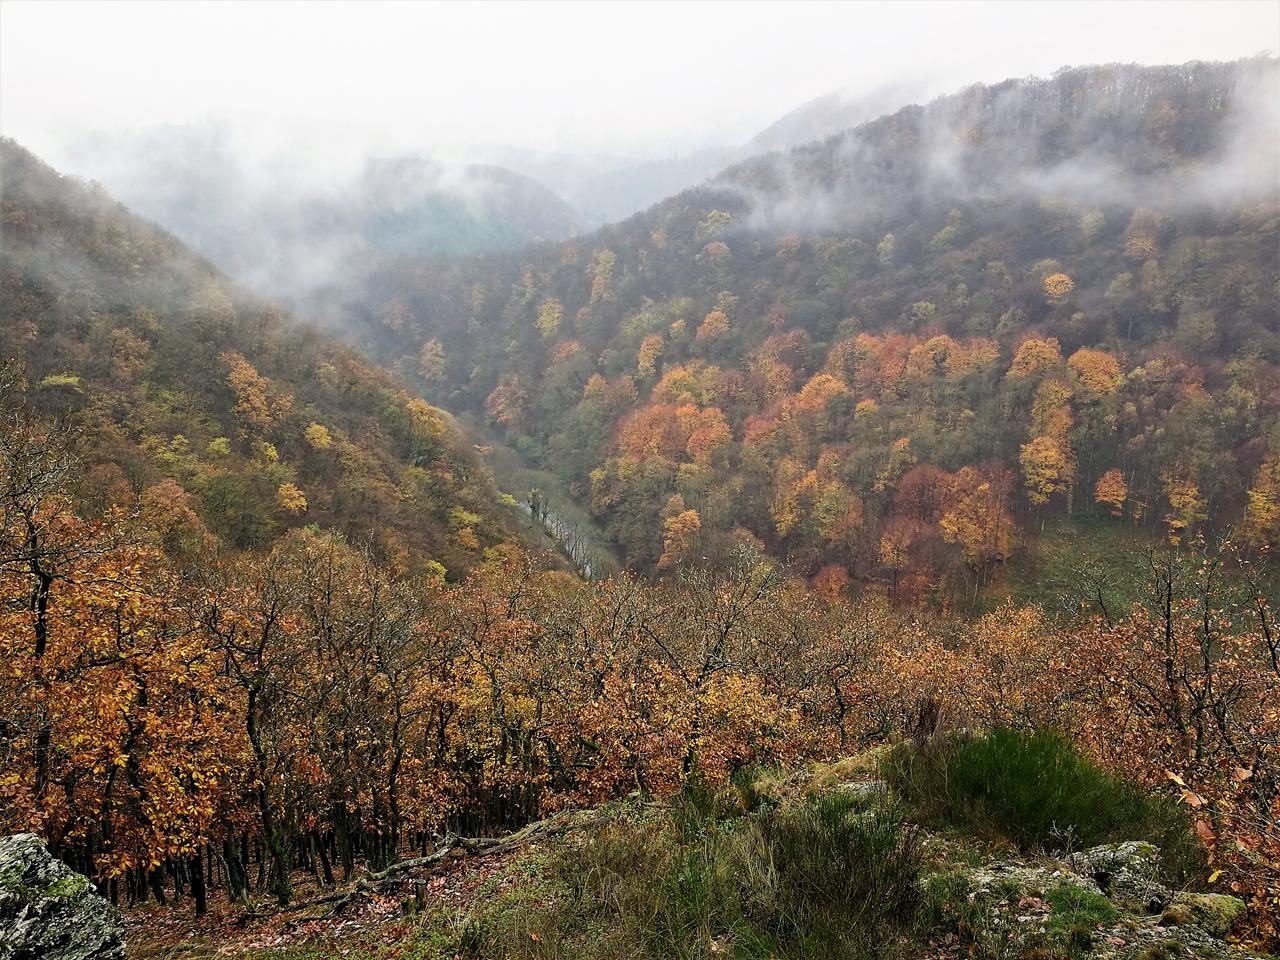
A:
455;776;922;960
882;728;1205;886
246;733;1213;960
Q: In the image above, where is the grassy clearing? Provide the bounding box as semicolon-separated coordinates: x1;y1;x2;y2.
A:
995;516;1154;617
997;516;1280;621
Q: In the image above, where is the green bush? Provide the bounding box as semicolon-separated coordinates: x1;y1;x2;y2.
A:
883;729;1204;884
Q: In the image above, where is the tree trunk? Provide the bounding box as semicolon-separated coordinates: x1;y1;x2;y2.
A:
188;851;207;918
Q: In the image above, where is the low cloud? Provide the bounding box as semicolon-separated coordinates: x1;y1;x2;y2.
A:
725;59;1279;236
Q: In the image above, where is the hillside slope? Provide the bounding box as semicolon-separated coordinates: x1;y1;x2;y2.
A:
126;739;1270;959
0;138;516;578
323;59;1280;589
357;156;586;256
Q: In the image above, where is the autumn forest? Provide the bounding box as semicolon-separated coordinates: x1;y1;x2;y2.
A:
1;28;1278;960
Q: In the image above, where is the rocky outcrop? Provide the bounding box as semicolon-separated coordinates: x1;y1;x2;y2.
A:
1091;917;1262;960
1067;840;1172;914
0;833;125;960
953;840;1261;960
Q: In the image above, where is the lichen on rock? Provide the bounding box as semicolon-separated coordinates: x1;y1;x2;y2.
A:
0;833;125;960
938;839;1265;960
1068;840;1171;914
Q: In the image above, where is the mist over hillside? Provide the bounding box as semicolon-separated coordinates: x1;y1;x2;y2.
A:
436;80;937;225
746;78;939;153
43;75;945;287
713;59;1279;234
0;138;521;574
57;124;587;298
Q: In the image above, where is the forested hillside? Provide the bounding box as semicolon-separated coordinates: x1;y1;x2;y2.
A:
0;138;516;577
326;60;1280;601
0;137;550;912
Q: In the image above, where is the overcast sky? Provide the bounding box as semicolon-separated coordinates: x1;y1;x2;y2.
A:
2;0;1277;163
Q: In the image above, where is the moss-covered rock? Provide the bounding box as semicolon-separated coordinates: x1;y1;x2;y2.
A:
0;833;124;960
1067;840;1160;879
1158;892;1246;938
940;843;1264;960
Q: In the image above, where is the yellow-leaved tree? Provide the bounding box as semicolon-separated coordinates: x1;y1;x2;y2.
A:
1243;456;1280;548
1094;468;1128;517
1020;435;1071;507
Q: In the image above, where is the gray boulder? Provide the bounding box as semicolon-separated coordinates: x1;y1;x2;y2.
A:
0;833;124;960
836;780;889;800
1067;840;1171;914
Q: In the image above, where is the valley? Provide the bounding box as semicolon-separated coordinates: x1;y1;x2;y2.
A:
455;411;620;579
0;6;1277;957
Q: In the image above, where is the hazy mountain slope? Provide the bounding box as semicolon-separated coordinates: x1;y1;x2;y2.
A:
482;80;928;225
322;59;1279;584
358;156;586;255
745;79;932;153
58;125;586;297
0;138;517;577
475;142;741;226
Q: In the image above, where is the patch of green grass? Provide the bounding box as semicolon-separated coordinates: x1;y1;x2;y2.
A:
1044;882;1120;956
883;729;1205;886
996;516;1153;617
917;868;991;938
996;517;1280;622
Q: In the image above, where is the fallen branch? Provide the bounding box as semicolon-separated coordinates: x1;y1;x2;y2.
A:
253;809;604;922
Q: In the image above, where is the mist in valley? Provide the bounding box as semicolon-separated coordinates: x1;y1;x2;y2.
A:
3;1;1276;304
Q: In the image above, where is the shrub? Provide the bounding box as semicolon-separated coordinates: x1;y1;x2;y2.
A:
735;791;920;950
883;729;1204;884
